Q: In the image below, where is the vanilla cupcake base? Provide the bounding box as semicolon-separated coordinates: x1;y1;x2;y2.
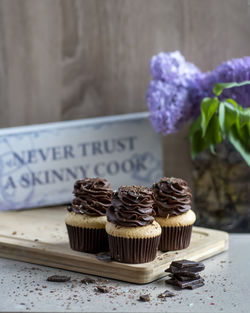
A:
155;210;196;252
106;221;161;264
65;212;109;253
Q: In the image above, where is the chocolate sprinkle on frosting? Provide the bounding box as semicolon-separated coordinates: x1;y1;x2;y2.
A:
152;177;192;217
107;185;155;227
67;178;112;216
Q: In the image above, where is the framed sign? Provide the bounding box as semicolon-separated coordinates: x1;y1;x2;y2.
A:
0;112;163;210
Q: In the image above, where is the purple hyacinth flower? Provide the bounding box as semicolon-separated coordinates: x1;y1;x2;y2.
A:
146;51;250;136
150;51;201;88
146;80;193;135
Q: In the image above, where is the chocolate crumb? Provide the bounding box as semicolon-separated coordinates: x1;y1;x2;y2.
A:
47;275;71;282
139;294;150;302
81;277;96;284
96;252;112;262
95;286;110;293
158;290;175;298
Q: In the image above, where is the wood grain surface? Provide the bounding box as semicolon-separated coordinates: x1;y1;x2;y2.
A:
0;206;229;284
0;0;249;182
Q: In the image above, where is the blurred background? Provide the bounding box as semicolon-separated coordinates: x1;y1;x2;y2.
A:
0;0;250;231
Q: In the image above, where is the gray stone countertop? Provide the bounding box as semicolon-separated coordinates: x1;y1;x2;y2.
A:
0;234;249;313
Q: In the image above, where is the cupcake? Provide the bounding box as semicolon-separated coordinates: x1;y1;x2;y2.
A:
152;177;196;251
106;185;161;264
65;177;112;253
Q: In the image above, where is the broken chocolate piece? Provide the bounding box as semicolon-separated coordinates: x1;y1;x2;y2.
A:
187;282;205;290
47;275;71;282
166;267;201;278
166;277;204;289
139;294;150;302
171;259;204;269
166;264;205;274
165;278;179;287
81;277;96;284
175;277;204;289
95;286;110;293
165;259;205;291
158;290;175;298
174;273;200;281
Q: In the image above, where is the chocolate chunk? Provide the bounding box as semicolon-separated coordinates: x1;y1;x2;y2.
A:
171;260;204;269
95;286;110;293
81;277;96;284
47;275;71;282
166;277;204;289
166;264;205;274
176;271;200;278
139;294;150;302
187;282;205;290
176;277;204;289
166;267;201;278
158;290;175;298
174;274;200;281
165;278;179;287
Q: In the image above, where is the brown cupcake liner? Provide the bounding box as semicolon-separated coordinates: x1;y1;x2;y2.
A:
66;224;109;253
108;234;161;264
159;225;193;252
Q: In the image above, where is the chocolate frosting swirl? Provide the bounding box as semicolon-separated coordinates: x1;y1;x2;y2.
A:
152;177;192;217
67;178;112;216
107;185;155;227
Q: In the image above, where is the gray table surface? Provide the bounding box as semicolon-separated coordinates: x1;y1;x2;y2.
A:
0;234;249;313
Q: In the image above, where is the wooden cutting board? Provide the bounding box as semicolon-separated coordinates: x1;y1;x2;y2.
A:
0;207;228;284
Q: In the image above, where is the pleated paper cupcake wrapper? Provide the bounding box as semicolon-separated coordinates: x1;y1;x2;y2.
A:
108;235;161;264
66;224;109;253
158;225;193;252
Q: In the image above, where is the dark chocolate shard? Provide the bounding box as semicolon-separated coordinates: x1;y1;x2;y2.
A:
171;259;204;269
47;275;71;282
175;277;204;289
166;264;205;274
81;277;96;284
174;273;200;281
165;278;179;287
187;282;205;290
95;286;110;293
158;290;175;298
166;277;204;289
139;294;150;302
166;267;201;278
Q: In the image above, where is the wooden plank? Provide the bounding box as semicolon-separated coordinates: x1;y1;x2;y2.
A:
0;207;228;284
1;0;250;128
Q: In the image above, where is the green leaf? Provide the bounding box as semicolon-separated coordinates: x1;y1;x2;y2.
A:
205;114;223;145
228;125;250;166
219;101;238;135
239;109;250;127
218;102;226;134
213;81;250;96
201;97;219;136
189;116;208;159
225;98;238;108
189;115;222;159
189;116;202;138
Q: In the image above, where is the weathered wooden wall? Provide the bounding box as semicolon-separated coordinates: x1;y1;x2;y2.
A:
0;0;250;181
